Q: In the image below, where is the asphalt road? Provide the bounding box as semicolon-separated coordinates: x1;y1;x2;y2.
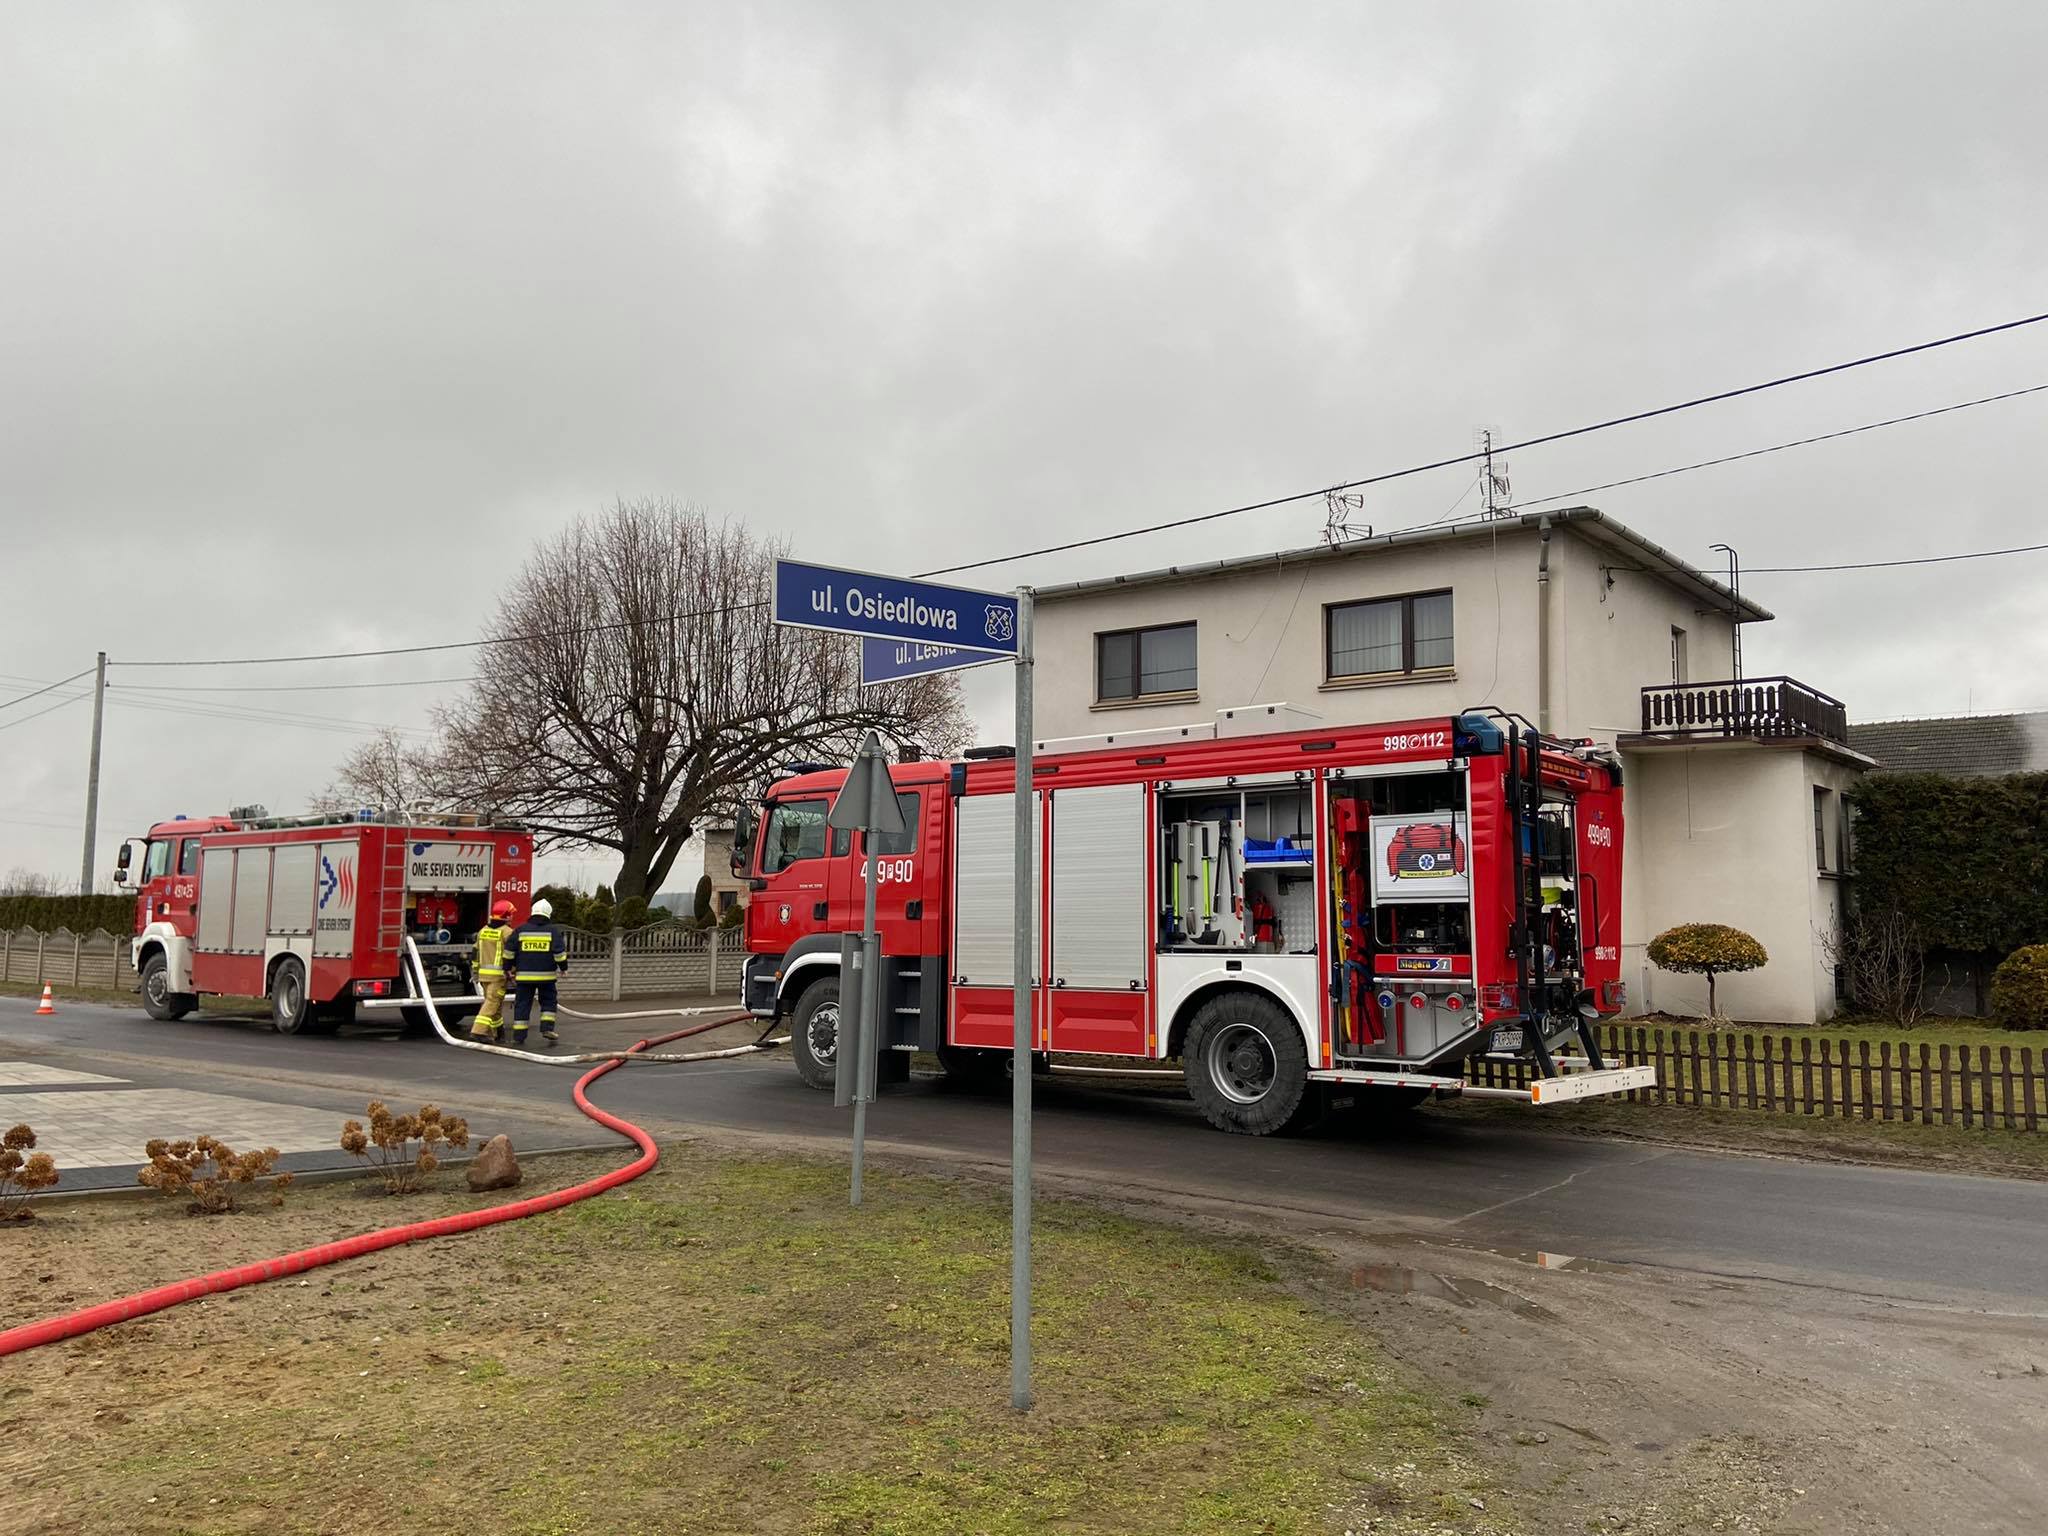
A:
7;992;2047;1311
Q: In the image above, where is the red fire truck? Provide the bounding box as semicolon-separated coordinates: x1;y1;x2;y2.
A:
735;710;1649;1135
113;809;532;1033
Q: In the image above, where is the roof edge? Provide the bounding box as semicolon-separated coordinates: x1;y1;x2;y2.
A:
1030;507;1773;623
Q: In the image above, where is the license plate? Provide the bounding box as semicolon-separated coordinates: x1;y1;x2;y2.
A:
1489;1026;1524;1053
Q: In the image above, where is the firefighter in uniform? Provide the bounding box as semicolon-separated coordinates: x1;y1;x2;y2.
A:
509;897;568;1046
469;900;517;1042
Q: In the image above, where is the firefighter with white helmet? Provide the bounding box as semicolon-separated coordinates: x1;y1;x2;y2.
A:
469;899;518;1043
508;897;569;1046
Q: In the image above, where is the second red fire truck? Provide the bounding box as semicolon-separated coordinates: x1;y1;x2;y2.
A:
737;709;1650;1135
114;809;532;1032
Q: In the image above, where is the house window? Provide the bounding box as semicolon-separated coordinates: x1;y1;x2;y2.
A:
1813;786;1832;871
1671;626;1689;685
1325;591;1453;681
1096;622;1197;702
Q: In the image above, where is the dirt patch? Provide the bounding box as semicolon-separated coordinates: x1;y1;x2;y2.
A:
0;1146;1518;1536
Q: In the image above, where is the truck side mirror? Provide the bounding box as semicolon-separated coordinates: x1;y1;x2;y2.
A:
731;805;758;876
113;839;142;886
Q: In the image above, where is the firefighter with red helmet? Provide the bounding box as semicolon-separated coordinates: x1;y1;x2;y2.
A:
470;900;519;1042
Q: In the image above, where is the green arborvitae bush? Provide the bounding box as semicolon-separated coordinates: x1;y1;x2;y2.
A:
614;896;651;931
1990;945;2048;1031
530;884;582;928
693;875;715;926
0;893;136;933
1847;772;2048;956
1647;923;1768;1020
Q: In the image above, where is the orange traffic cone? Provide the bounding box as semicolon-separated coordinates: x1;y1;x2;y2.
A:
35;984;55;1015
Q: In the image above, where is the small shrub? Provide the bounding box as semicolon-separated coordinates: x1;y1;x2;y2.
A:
614;895;650;930
1;1124;59;1220
1990;945;2048;1031
342;1100;470;1194
718;901;745;929
137;1136;292;1214
1647;922;1768;1020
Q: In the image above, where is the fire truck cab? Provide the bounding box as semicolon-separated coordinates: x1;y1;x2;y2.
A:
114;809;532;1034
737;710;1649;1135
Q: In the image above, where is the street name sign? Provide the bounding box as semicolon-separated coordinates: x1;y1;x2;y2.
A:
773;559;1019;655
859;636;1009;687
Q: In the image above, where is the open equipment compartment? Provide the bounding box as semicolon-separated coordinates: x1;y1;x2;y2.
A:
1155;778;1316;956
1327;762;1481;1065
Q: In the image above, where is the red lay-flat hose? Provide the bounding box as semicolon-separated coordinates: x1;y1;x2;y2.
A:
0;1016;744;1360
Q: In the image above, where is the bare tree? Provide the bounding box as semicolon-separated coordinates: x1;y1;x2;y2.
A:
427;500;971;902
1827;906;1927;1026
311;728;438;818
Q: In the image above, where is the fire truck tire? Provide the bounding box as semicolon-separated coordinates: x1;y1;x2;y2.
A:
139;954;196;1022
789;976;841;1093
270;959;314;1035
935;1041;1008;1090
1183;992;1314;1136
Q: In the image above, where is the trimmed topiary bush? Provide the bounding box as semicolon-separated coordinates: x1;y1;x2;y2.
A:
1647;923;1768;1020
1990;944;2048;1031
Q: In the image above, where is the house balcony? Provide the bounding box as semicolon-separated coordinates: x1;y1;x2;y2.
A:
1635;677;1849;746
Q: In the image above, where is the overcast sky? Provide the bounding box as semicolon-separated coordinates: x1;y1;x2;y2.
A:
4;1;2044;893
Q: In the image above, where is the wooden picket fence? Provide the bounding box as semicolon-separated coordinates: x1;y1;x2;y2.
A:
1467;1022;2046;1133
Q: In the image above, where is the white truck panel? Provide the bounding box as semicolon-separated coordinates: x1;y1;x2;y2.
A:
314;838;361;957
229;848;271;955
952;792;1041;987
270;844;317;937
1049;784;1146;992
405;839;493;892
1155;952;1322;1062
197;848;235;953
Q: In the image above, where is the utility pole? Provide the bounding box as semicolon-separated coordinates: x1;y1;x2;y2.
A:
79;651;107;893
1480;429;1512;518
1709;544;1742;681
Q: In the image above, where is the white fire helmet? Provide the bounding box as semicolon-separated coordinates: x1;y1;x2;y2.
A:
531;898;553;919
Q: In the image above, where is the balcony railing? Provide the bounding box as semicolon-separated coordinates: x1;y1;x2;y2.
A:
1638;676;1848;745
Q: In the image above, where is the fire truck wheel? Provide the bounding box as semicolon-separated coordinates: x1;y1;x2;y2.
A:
139;953;196;1022
790;976;841;1092
270;959;314;1035
1183;991;1314;1136
935;1041;1008;1090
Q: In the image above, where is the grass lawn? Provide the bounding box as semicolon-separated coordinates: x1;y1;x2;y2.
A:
0;1145;1513;1536
0;976;269;1016
1646;1012;2029;1055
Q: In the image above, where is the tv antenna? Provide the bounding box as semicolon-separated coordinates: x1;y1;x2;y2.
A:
1480;428;1513;517
1322;488;1370;546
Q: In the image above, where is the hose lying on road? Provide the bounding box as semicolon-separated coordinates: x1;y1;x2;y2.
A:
402;936;788;1066
0;1016;739;1360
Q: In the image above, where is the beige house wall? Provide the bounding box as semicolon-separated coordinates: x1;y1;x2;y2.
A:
1623;743;1854;1024
1549;535;1738;747
1030;532;1541;743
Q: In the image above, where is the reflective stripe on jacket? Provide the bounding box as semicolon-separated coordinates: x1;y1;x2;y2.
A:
510;918;568;981
474;921;513;979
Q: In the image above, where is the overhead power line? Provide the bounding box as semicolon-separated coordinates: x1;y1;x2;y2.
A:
116;601;765;671
0;667;95;715
1514;382;2048;509
109;675;481;695
0;695;87;734
1746;540;2048;574
917;308;2048;577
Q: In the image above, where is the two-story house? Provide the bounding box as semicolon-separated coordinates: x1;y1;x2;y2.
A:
1027;507;1869;1024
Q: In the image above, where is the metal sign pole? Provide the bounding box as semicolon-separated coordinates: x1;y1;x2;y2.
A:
850;747;889;1205
1010;589;1034;1414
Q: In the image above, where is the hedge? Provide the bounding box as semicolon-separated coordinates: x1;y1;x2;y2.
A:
0;894;137;934
1846;771;2048;956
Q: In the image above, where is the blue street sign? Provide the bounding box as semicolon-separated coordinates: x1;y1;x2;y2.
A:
772;558;1019;656
859;636;1008;687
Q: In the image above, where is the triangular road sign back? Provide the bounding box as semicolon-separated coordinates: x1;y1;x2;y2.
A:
827;732;906;835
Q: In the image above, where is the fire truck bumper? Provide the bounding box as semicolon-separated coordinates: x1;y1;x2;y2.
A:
1461;1064;1657;1105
